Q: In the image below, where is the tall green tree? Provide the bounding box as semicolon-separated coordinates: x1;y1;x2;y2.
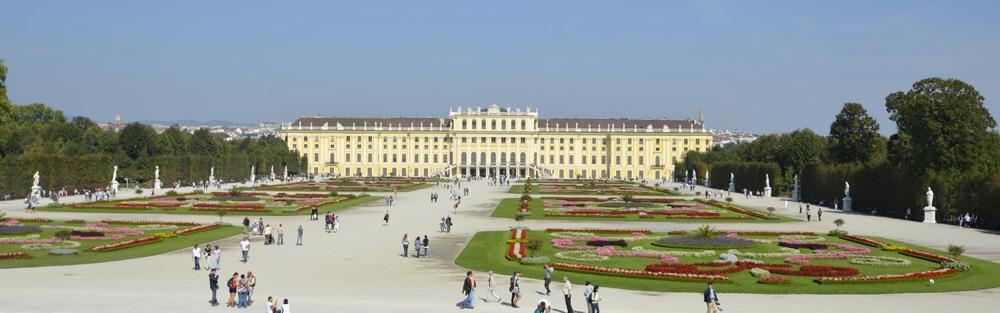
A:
188;128;222;156
118;122;158;159
829;102;882;163
886;78;997;173
0;59;11;119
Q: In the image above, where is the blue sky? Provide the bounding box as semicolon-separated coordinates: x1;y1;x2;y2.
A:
1;1;997;133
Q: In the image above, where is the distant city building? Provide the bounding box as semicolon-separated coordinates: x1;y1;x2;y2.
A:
280;104;713;179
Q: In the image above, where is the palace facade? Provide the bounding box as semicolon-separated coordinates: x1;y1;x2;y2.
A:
279;104;711;179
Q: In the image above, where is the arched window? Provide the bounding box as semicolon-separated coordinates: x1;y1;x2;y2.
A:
471;120;476;129
471;153;477;164
509;152;516;164
501;153;507;163
521;120;526;130
520;152;526;164
481;119;486;129
655;156;661;165
501;120;507;130
511;119;517;131
491;152;497;164
480;152;486;164
491;120;497;130
461;152;467;164
462;120;467;129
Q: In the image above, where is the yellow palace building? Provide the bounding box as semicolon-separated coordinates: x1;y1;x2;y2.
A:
280;104;711;180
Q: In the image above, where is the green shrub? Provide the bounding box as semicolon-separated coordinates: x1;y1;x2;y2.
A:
165;190;179;196
948;244;966;258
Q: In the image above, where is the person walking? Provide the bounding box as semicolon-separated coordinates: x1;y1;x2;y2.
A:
192;244;201;270
264;224;273;245
704;282;720;313
590;285;601;313
240;237;250;263
584;281;594;313
457;271;476;309
487;271;502;303
562;277;573;313
212;245;221;270
333;214;340;232
226;273;239;307
422;236;429;256
236;274;248;308
246;271;257;304
414;236;422;258
208;269;220;306
276;224;284;245
509;271;522;308
806;206;812;222
543;263;554;295
243;216;250;233
383;211;390;226
445;216;453;233
818;207;823;221
296;225;304;246
401;234;410;257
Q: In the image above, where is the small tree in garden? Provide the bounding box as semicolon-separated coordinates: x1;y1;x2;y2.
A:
767;207;776;215
0;212;6;221
948;244;965;258
228;186;242;197
55;229;72;241
514;213;528;228
525;238;542;257
834;218;845;231
693;224;717;238
329;191;339;197
725;196;733;203
217;210;227;222
621;194;634;203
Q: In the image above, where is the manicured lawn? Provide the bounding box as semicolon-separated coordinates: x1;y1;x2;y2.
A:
37;195;380;216
455;230;1000;294
257;177;437;193
491;198;796;223
508;181;679;196
0;221;243;268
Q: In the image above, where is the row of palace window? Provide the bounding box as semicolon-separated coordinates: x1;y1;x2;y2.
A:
460;118;529;130
292;135;450;143
291;135;701;146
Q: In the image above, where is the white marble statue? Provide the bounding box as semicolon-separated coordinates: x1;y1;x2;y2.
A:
283;165;288;181
250;165;256;184
926;187;934;207
154;166;160;181
692;169;697;183
730;172;734;182
111;166;118;183
270;165;276;180
844;181;851;197
32;171;40;188
765;173;770;188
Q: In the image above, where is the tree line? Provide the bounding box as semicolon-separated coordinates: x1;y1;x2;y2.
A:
0;59;305;196
677;78;1000;227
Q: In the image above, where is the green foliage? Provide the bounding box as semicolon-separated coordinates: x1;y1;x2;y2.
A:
766;207;775;215
165;190;179;196
621;194;633;203
693;224;717;239
948;244;965;258
54;229;72;241
524;238;542;256
829;102;883;163
725;196;733;202
707;161;781;191
228;186;242;197
328;191;339;197
519;194;532;202
0;59;11;118
834;218;845;230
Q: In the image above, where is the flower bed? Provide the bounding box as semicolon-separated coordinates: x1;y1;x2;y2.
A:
545;228;651;234
899;248;957;264
758;275;790;284
815;268;958;284
654;237;756;249
0;252;31;260
769;265;859;277
102;219;200;226
91;236;162;252
551;262;728;282
506;229;527;260
697;200;773;219
175;224;220;235
839;233;887;248
586;239;628;247
3;217;52;223
778;241;830;250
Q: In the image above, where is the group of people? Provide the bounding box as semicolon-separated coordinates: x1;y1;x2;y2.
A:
324;211;341;232
192;244;222;271
401;234;430;257
456;268;608;313
799;203;823;221
957;212;980;228
440;215;454;232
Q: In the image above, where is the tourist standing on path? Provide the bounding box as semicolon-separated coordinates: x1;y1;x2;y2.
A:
509;271;522;308
333;214;340;232
584;281;594;313
590;285;601;313
246;271;257;304
445;216;453;233
487;271;502;303
202;245;212;271
212;245;221;270
818;207;823;221
192;245;201;270
277;224;285;245
401;234;409;257
704;282;720;313
243;217;250;233
310;206;319;220
562;277;573;313
236;274;248;308
806;206;812;222
227;273;239;307
208;269;220;306
458;271;476;309
383;211;390;226
414;236;422;258
281;299;291;313
297;225;304;246
422;236;429;256
543;264;554;295
264;224;273;245
240;237;250;263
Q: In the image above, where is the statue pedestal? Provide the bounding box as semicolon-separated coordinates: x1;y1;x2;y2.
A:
704;180;711;188
728;183;734;192
923;206;937;224
154;179;162;193
764;186;772;198
30;185;42;203
792;188;800;202
110;181;119;194
843;197;852;212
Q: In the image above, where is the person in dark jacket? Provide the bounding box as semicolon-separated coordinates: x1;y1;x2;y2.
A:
457;271;476;309
208;269;220;306
704;282;720;313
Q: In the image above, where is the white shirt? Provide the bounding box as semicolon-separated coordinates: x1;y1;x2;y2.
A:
192;247;201;257
281;304;290;313
240;240;250;251
563;281;572;295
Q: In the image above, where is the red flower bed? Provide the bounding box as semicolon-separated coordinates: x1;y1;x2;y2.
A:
101;219;200;226
543;197;606;202
899;248;957;263
91;236;162;252
544;213;627;218
545;228;651;234
815;268;957;284
839;233;887;248
211;192;268;196
696;199;771;219
3;217;52;223
645;263;747;275
779;242;830;250
274;193;331;198
193;203;265;210
669;230;816;236
506;229;527;260
552;262;728;282
769;265;859;277
176;224;220;235
0;252;31;260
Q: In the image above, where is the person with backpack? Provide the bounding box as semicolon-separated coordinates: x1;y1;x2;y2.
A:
509;271;522;308
226;272;239;307
590;285;602;313
704;282;720;313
